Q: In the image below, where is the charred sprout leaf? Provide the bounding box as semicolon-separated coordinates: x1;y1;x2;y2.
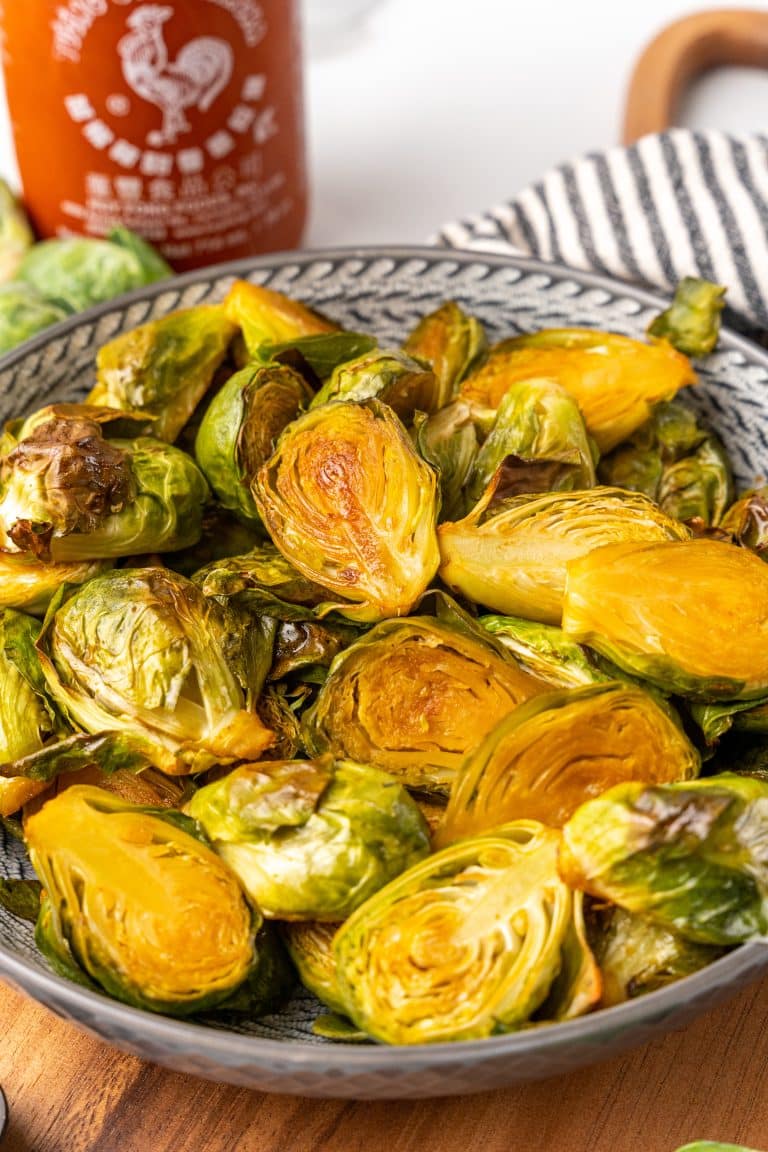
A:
281;921;347;1015
16;231;168;313
439;682;698;844
310;349;442;420
463;379;596;509
0;731;151;784
89;306;236;443
334;821;599;1044
269;618;358;681
402;300;488;405
258;332;377;379
194;362;311;526
302;615;546;795
647;277;726;356
254;400;440;623
311;1013;370;1042
23;761;193;814
224;280;338;360
0;283;70;354
413;401;479;522
26;785;257;1015
0;180;33;283
37;568;274;775
721;486;768;556
0;877;42;922
193;541;331;621
439;487;689;625
588;904;725;1007
460;329;696;454
188;758;430;920
563;538;768;699
560;775;768;945
481;614;618;688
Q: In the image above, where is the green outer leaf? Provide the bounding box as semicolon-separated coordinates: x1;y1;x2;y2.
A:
194;541;340;623
281;921;348;1015
647;277;726;356
413;402;478;523
258;332;377;379
312;1013;371;1042
310;349;441;418
481;614;614;688
0;731;151;783
107;226;172;281
402;300;488;405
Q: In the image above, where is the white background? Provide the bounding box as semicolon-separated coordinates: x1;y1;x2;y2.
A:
302;0;768;246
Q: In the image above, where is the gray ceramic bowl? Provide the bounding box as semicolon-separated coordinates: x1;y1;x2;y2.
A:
2;246;768;1100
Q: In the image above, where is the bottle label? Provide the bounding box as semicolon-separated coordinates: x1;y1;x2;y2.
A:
0;0;305;268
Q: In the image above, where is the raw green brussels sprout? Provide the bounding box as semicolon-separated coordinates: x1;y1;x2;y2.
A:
0;283;69;354
89;306;236;443
334;821;600;1044
0;180;33;283
310;349;442;420
224;279;338;361
439;682;698;843
0;554;110;615
588;904;726;1007
720;486;768;556
37;568;274;775
16;227;170;313
463;378;596;509
254;400;440;622
647;276;726;356
402;300;487;405
560;775;768;945
438;487;689;624
302;615;547;794
481;614;617;688
0;419;209;561
194;362;311;525
281;921;347;1015
413;400;479;522
193;540;330;621
186;757;431;920
562;538;768;699
25;785;258;1015
598;400;733;526
459;328;696;454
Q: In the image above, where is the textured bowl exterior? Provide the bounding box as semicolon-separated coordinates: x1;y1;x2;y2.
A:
2;246;768;1099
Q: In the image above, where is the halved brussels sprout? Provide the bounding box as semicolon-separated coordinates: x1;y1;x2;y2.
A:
193;541;331;621
186;757;430;920
560;775;768;944
463;378;596;509
194;363;311;525
439;682;698;843
0;420;209;561
254;400;440;622
438;487;689;624
89;306;236;443
302;615;547;794
562;538;768;699
413;401;479;522
25;785;257;1015
460;329;696;453
720;486;768;556
37;568;274;775
334;821;600;1044
588;904;726;1007
281;921;347;1015
402;300;487;405
224;280;338;361
647;277;726;357
481;614;616;688
310;349;442;420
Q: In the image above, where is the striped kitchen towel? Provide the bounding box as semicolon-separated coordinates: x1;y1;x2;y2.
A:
435;129;768;338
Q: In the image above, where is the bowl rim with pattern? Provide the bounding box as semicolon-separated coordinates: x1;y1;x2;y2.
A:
1;245;767;1099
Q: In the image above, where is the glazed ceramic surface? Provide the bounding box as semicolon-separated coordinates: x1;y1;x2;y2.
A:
2;247;768;1099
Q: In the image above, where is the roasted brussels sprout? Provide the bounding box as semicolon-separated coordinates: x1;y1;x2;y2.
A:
413;401;479;522
647;277;726;357
281;921;347;1015
25;785;258;1015
254;400;440;622
310;349;442;420
481;614;616;688
439;487;688;624
463;378;596;508
459;328;696;453
0;421;209;561
303;615;546;794
269;618;358;681
0;180;33;283
588;904;725;1007
334;821;600;1044
194;362;311;525
257;331;377;380
0;555;109;616
0;283;70;354
193;540;330;621
439;682;698;843
402;300;487;405
37;568;274;775
186;757;430;920
89;306;236;443
720;486;768;556
598;400;733;526
224;280;337;360
560;775;768;944
562;538;768;699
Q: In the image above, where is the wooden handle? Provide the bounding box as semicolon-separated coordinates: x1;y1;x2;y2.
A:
623;8;768;145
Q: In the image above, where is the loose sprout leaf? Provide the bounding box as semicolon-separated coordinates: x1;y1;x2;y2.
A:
647;277;726;357
0;877;42;922
258;332;377;379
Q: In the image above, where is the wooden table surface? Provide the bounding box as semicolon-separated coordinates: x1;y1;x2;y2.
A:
2;975;768;1152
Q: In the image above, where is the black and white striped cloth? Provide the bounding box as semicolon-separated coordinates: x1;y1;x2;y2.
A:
435;129;768;337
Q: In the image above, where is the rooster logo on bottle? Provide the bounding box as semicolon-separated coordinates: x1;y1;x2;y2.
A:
118;5;234;147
